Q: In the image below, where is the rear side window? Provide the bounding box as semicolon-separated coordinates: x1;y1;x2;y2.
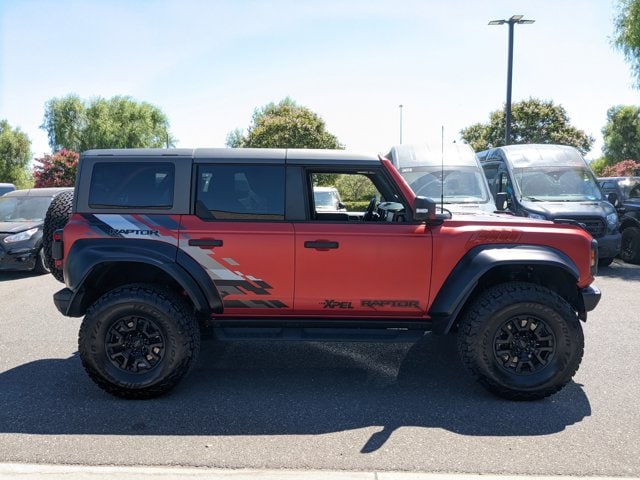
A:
89;162;174;208
196;165;285;220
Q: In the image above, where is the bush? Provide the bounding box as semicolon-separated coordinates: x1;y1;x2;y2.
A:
344;201;370;211
33;149;79;187
600;159;640;177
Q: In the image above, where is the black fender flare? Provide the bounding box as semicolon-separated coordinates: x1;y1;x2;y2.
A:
64;239;223;316
429;245;580;334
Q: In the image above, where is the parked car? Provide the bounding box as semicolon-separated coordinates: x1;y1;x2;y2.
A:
477;144;621;267
0;183;16;196
386;143;496;214
598;176;640;264
313;186;346;211
0;187;73;274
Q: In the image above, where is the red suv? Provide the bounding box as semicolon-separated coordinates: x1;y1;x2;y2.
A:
45;148;600;400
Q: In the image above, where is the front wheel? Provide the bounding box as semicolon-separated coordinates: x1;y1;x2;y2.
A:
620;226;640;264
457;282;584;400
78;284;201;399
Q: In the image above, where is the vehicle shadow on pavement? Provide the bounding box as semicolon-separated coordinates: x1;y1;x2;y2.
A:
0;271;44;282
597;260;640;280
0;333;591;452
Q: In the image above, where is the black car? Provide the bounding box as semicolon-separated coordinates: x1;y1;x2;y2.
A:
598;176;640;264
0;188;73;274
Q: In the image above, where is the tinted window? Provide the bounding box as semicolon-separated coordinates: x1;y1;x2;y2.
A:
89;162;174;208
196;165;285;220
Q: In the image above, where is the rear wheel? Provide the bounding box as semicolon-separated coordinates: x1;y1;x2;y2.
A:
457;282;583;400
620;226;640;264
42;190;74;282
78;284;201;399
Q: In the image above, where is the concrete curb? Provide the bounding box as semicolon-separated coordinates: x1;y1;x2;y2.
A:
1;464;638;480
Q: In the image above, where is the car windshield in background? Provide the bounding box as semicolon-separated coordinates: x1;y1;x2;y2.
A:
400;166;490;203
0;196;53;222
513;167;603;202
314;190;339;209
618;178;640;199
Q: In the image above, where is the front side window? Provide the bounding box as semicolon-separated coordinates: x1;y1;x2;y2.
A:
89;162;174;208
196;165;285;220
309;171;407;222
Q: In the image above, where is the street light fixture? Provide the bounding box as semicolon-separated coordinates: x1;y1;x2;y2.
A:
489;15;535;145
399;104;403;144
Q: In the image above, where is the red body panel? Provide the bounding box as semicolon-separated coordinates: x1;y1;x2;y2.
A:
179;216;295;314
294;222;432;317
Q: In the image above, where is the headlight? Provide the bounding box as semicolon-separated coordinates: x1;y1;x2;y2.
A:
3;227;38;244
528;212;546;220
606;212;618;227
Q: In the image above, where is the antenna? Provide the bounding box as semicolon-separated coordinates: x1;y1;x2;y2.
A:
441;126;445;212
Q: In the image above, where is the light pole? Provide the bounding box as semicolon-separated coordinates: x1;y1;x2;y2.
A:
489;15;534;145
399;104;403;144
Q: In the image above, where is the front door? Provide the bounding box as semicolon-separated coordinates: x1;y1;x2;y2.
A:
294;170;432;317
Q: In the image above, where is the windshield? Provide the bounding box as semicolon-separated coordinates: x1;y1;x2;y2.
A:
513;167;603;202
314;190;340;209
0;196;53;222
617;178;640;200
400;166;491;204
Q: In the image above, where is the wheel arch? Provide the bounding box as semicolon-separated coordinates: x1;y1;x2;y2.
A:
63;239;223;317
429;245;581;334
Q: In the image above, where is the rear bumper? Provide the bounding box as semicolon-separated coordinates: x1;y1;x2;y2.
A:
581;284;601;312
53;288;73;316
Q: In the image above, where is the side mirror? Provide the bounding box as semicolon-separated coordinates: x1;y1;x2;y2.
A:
337;201;347;211
413;196;436;222
607;192;619;208
495;192;508;211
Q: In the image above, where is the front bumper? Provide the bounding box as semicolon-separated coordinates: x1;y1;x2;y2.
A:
581;284;601;312
0;246;38;271
597;232;621;259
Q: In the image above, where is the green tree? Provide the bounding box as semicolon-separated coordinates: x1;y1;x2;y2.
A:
33;149;79;187
227;97;343;149
614;0;640;88
0;119;33;188
602;105;640;164
42;95;174;152
460;98;594;155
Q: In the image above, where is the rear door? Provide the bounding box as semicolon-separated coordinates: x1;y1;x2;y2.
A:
179;162;294;315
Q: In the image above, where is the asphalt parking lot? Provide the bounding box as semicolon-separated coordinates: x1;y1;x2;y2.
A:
0;262;639;477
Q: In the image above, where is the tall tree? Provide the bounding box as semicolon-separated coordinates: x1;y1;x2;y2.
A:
0;119;32;188
602;105;640;164
42;95;174;152
460;98;594;154
227;97;343;149
614;0;640;88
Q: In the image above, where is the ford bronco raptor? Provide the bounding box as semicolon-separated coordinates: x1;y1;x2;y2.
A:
45;148;601;400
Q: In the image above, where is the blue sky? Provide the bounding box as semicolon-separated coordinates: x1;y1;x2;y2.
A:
1;0;638;161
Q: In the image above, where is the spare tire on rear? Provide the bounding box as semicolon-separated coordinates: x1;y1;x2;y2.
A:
43;190;74;282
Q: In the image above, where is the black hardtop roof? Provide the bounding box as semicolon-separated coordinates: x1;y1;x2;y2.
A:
80;148;381;166
3;187;73;197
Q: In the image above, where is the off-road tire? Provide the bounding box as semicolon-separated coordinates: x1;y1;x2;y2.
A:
33;247;49;275
42;190;74;282
78;283;201;399
620;226;640;264
457;282;584;401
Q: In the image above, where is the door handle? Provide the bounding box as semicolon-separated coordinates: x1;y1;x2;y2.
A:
188;239;223;248
304;241;339;249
